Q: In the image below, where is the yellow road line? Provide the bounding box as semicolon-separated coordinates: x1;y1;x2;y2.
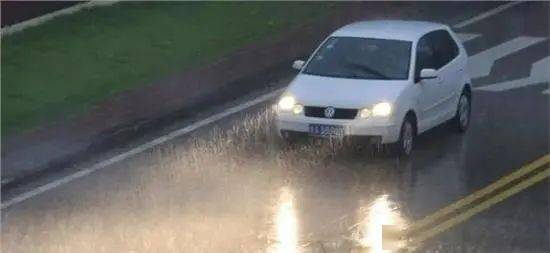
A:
409;154;550;232
410;167;550;245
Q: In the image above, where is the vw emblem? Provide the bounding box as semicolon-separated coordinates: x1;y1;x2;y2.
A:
324;106;335;118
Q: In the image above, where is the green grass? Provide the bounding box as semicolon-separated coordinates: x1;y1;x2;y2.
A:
1;1;338;135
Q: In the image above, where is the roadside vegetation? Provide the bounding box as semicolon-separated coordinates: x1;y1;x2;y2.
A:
1;1;338;135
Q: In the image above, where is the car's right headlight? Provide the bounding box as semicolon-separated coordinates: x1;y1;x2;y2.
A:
278;95;296;111
277;95;303;115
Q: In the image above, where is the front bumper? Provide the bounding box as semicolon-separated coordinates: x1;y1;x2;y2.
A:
276;113;401;144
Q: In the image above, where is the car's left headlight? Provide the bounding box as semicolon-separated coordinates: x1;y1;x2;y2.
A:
359;108;372;118
360;102;392;118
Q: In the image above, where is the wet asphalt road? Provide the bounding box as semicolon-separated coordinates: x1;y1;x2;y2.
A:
2;2;549;253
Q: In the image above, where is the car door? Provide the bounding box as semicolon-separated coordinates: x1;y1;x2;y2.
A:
429;30;462;121
415;33;444;131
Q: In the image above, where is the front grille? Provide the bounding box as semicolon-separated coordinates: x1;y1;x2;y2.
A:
304;106;358;119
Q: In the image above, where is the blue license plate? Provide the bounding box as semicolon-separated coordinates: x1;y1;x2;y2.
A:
308;124;344;137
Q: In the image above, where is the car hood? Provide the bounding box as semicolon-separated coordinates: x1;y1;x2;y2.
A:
285;74;409;108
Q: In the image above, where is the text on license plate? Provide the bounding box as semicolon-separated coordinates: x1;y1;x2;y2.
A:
308;124;344;137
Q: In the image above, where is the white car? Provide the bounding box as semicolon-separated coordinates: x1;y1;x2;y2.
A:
275;20;471;156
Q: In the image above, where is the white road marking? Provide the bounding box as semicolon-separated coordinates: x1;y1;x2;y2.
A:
1;1;119;36
1;89;283;210
475;56;550;92
1;2;525;208
453;1;524;29
456;33;481;43
542;89;550;95
468;36;546;79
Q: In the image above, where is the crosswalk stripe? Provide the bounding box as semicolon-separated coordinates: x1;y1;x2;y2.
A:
456;33;481;43
475;56;550;92
468;36;546;80
453;1;524;29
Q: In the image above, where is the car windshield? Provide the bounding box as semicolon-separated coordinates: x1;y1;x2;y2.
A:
303;37;412;80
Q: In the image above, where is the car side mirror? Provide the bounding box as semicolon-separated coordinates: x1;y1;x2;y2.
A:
419;68;438;80
292;60;305;70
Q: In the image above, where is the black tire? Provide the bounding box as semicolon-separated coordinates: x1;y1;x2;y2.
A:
393;116;415;157
453;90;471;133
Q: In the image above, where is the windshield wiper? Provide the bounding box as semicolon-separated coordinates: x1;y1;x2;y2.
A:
344;62;392;80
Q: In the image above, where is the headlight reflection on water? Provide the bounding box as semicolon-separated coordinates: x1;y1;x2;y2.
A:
357;195;407;253
268;190;406;253
271;187;299;253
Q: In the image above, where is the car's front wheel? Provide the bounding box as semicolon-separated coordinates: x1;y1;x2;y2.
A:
453;90;471;133
394;116;415;157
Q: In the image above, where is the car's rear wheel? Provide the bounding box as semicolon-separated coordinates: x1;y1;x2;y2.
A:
394;117;415;157
453;90;471;133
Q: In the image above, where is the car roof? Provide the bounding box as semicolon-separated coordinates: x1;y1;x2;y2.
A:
330;20;448;41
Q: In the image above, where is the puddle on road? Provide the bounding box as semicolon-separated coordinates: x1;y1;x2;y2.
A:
3;108;421;253
270;186;299;253
267;187;409;253
355;195;408;253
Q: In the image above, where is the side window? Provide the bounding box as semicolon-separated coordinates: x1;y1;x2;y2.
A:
429;30;459;68
415;35;437;79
